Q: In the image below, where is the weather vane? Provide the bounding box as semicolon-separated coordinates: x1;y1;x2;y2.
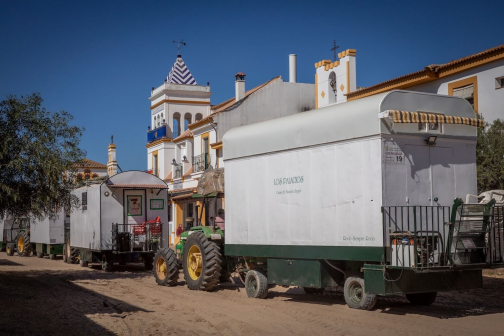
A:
330;40;340;61
173;39;186;55
111;135;113;144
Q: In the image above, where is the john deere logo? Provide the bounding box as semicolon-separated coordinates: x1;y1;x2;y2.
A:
274;176;304;185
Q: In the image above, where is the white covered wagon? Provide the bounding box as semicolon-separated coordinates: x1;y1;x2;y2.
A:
70;171;169;271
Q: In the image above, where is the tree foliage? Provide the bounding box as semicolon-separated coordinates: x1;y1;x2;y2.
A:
0;93;85;220
477;119;504;193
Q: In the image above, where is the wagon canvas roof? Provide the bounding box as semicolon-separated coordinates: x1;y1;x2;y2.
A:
107;184;168;189
105;171;168;189
223;90;477;161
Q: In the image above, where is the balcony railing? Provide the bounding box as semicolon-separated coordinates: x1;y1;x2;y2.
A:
174;166;183;179
147;125;168;143
193;153;211;173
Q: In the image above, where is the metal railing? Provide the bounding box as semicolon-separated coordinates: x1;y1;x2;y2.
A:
489;205;504;264
382;206;450;270
383;202;504;270
111;222;162;253
192;153;211;173
147;125;168;143
174;166;183;179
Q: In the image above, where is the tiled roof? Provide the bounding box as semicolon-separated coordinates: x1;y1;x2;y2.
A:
173;129;193;142
74;158;107;169
188;76;282;130
348;44;504;99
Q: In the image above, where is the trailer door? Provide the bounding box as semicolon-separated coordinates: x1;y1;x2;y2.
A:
124;190;147;224
405;145;431;206
430;147;455;207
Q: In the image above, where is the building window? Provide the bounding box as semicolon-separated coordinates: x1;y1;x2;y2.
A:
168;203;172;222
153;153;158;177
195;113;203;122
496;76;504;89
184;113;192;131
328;71;337;104
173;113;181;138
418;112;443;134
448;76;478;115
202;137;209;155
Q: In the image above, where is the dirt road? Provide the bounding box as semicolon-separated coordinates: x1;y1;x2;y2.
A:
1;254;504;335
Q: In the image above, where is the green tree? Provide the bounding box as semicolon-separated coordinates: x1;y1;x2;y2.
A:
0;93;85;220
477;119;504;193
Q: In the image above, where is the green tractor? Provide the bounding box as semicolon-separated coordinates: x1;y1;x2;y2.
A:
154;225;225;290
2;216;33;257
153;168;261;294
153;220;263;295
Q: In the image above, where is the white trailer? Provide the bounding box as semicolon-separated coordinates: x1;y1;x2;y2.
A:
217;90;500;309
70;171;169;271
27;210;68;259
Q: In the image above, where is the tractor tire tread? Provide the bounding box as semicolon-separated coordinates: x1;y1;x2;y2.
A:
17;231;32;257
183;231;222;291
154;247;179;287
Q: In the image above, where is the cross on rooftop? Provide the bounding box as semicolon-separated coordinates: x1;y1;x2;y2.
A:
173;39;186;55
330;40;340;61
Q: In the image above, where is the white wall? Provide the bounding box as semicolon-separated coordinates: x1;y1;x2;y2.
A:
409;58;504;123
225;138;383;247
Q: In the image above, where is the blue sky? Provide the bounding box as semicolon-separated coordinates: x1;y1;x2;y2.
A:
1;0;503;170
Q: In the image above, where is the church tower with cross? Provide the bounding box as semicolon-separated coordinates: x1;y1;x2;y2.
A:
314;43;357;108
146;41;212;181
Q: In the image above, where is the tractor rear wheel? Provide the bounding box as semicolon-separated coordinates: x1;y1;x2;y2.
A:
406;292;437;306
183;231;222;291
69;247;80;264
17;231;32;257
245;269;269;299
343;277;377;310
154;247;179;287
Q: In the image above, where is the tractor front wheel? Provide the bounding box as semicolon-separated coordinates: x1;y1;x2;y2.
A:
154;247;179;286
6;244;14;256
17;232;32;257
183;231;222;291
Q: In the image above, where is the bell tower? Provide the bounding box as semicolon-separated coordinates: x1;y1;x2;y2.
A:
146;51;212;180
107;136;118;176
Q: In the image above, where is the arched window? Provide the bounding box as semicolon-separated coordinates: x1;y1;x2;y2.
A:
195;113;203;122
173;112;181;138
328;71;337;104
184;113;192;131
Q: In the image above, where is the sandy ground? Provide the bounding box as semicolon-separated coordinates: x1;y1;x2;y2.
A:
2;255;504;336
